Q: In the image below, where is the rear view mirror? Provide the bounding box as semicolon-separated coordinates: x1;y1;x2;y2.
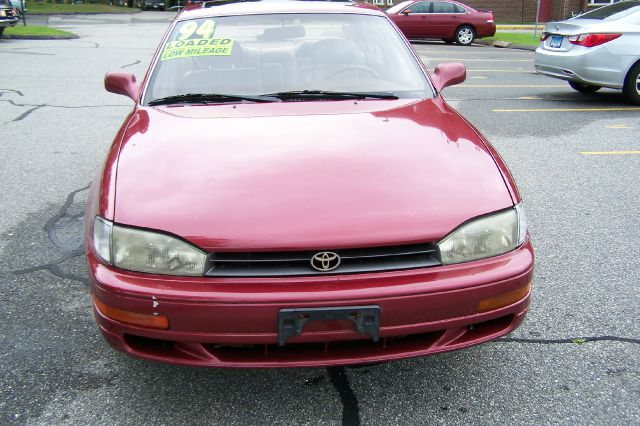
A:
431;62;466;92
261;25;306;41
104;71;140;101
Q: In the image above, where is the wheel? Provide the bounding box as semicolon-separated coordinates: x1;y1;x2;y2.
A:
442;38;455;45
568;81;601;93
623;61;640;105
455;25;475;46
0;27;5;39
325;65;380;80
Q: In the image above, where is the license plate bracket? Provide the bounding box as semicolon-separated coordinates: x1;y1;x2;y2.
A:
550;35;563;48
278;306;380;346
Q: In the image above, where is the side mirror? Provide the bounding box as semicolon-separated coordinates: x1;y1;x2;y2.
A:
104;71;140;101
431;62;466;92
402;10;411;15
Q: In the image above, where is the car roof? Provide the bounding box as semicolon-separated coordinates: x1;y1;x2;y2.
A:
179;0;384;20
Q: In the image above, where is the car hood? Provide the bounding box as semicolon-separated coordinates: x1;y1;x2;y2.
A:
113;99;513;251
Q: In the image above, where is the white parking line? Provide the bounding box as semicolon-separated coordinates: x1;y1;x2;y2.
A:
494;107;640;112
421;58;533;62
458;84;566;88
580;151;640;155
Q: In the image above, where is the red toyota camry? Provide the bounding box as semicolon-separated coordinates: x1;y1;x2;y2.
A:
86;0;533;368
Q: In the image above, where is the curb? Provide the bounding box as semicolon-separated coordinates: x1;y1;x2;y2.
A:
25;11;141;16
475;39;537;51
0;33;80;40
2;33;79;39
409;38;536;51
496;25;545;30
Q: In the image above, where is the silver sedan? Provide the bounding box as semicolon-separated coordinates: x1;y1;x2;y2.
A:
534;1;640;104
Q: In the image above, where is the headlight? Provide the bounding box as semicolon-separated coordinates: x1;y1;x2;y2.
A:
438;204;527;265
93;216;113;264
92;216;206;276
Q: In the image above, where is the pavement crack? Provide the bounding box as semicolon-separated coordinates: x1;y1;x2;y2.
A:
74;40;100;49
0;88;24;97
121;59;141;68
44;184;90;252
14;251;88;285
498;335;640;345
49;104;130;109
327;367;360;426
13;184;90;286
12;104;47;122
1;99;27;107
1;99;129;109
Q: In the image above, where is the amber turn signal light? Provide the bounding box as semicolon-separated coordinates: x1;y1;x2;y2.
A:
477;282;531;313
93;297;169;330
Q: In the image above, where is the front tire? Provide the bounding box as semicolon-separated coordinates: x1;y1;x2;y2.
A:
0;27;5;39
568;81;601;93
455;26;475;46
623;62;640;105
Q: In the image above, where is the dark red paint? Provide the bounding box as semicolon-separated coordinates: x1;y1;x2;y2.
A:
85;1;532;368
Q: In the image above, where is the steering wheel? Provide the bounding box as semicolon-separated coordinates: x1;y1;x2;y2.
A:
325;65;380;80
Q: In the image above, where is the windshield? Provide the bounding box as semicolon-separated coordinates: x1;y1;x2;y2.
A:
143;13;432;105
573;1;640;20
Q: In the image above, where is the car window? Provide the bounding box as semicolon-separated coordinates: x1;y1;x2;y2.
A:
406;2;431;13
432;2;455;13
144;13;433;104
574;1;640;20
453;4;466;13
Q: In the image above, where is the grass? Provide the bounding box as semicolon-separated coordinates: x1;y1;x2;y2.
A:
3;24;76;38
26;3;139;14
485;32;542;47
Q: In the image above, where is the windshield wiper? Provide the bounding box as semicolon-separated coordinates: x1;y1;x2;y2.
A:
148;93;281;106
263;90;399;101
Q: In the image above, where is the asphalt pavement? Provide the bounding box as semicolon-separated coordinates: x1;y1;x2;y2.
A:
1;12;638;425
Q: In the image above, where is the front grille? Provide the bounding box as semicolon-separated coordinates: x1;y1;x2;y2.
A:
205;242;441;277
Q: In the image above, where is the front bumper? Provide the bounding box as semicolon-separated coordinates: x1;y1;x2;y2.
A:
477;22;496;39
88;240;534;368
534;45;634;89
0;17;19;28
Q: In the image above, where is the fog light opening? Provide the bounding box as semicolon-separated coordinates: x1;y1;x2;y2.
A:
477;282;531;313
93;296;169;330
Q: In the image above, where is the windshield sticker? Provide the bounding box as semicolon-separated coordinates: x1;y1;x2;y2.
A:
160;38;234;61
160;20;232;61
178;20;216;40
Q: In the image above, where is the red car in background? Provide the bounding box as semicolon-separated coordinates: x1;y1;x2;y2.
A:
386;0;495;45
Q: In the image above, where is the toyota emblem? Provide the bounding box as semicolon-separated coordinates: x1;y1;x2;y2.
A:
310;252;341;272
